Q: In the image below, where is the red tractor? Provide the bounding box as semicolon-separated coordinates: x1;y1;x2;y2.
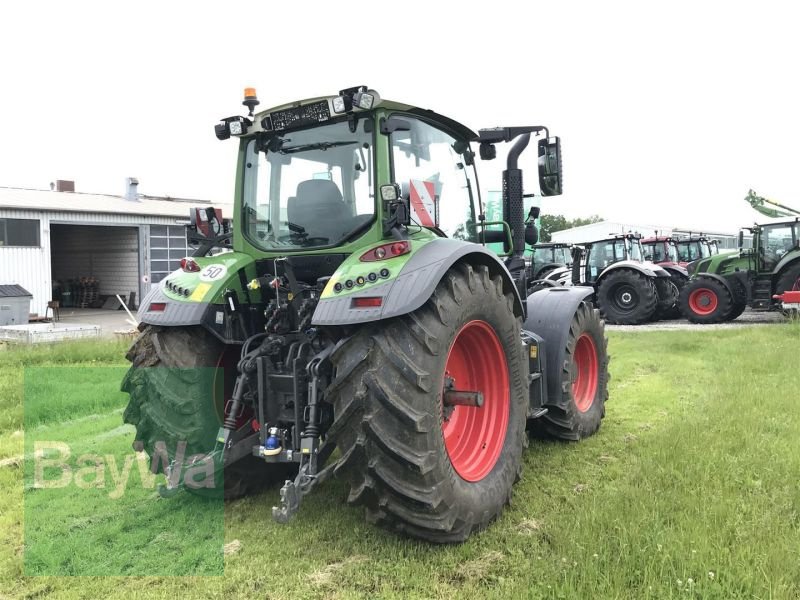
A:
641;236;690;318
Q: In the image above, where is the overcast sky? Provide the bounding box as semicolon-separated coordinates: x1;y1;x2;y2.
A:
2;0;798;233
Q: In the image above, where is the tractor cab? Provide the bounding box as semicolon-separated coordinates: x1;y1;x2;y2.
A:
754;218;799;272
530;242;572;279
641;236;681;266
581;233;644;282
674;235;715;265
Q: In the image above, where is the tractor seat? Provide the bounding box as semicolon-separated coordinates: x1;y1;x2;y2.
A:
287;179;354;242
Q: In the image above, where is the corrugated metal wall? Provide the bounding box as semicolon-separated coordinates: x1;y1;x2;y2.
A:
0;208;188;316
50;225;139;300
0;209;50;317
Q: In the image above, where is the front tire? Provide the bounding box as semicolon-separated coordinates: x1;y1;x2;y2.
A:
326;263;527;543
534;302;609;440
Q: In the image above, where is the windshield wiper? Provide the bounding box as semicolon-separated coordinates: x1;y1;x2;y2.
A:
280;141;358;154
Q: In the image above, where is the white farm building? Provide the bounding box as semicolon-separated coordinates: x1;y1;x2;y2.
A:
0;182;230;318
549;220;743;249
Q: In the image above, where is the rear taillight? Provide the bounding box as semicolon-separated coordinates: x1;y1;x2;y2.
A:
360;241;410;262
181;257;201;272
351;297;383;308
148;302;167;312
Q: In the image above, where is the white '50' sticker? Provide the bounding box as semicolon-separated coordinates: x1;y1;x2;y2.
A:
199;264;228;282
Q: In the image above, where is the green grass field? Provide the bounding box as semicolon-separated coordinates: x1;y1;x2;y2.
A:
1;324;799;599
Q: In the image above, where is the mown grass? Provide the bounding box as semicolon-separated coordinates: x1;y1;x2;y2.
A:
1;324;799;598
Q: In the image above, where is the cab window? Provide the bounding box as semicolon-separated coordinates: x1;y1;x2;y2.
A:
390;117;478;241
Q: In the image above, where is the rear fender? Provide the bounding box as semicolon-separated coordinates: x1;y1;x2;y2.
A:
660;264;689;278
694;272;737;299
774;254;800;282
596;261;658;285
312;238;524;326
524;286;595;410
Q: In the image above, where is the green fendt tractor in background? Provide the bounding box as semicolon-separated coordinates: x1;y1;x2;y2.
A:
680;217;800;323
121;87;610;543
674;235;718;265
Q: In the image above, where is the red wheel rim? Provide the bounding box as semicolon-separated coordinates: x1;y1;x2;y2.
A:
688;288;718;315
442;320;509;482
573;333;599;413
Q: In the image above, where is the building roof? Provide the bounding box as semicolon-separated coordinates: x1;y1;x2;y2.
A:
0;187;232;219
0;284;32;297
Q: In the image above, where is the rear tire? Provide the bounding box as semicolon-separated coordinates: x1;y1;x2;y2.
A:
534;302;609;440
776;263;800;295
326;263;527;543
122;326;292;500
776;264;800;317
728;301;747;321
652;277;679;321
679;278;734;324
596;270;658;324
660;273;687;319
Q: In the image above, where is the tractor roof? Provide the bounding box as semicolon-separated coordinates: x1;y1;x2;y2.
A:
534;242;571;248
755;215;800;227
250;91;478;141
584;233;642;245
640;236;674;243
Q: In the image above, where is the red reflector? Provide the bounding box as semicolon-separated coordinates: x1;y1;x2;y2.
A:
148;302;167;312
352;297;383;308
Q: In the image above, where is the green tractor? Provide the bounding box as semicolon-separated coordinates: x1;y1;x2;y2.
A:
121;87;610;543
673;235;718;265
680;217;800;323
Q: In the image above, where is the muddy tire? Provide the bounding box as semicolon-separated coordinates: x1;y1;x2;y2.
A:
534;302;609;440
596;270;658;324
326;263;527;543
122;326;291;500
679;278;734;324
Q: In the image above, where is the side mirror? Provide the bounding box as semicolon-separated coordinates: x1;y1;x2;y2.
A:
738;230;744;248
538;137;562;196
524;221;538;246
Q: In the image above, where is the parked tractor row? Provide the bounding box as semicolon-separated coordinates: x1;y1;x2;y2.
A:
528;220;800;325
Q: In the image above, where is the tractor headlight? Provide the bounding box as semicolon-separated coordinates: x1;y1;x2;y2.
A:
380;183;401;202
332;95;351;114
353;91;374;110
214;116;250;140
228;120;244;135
